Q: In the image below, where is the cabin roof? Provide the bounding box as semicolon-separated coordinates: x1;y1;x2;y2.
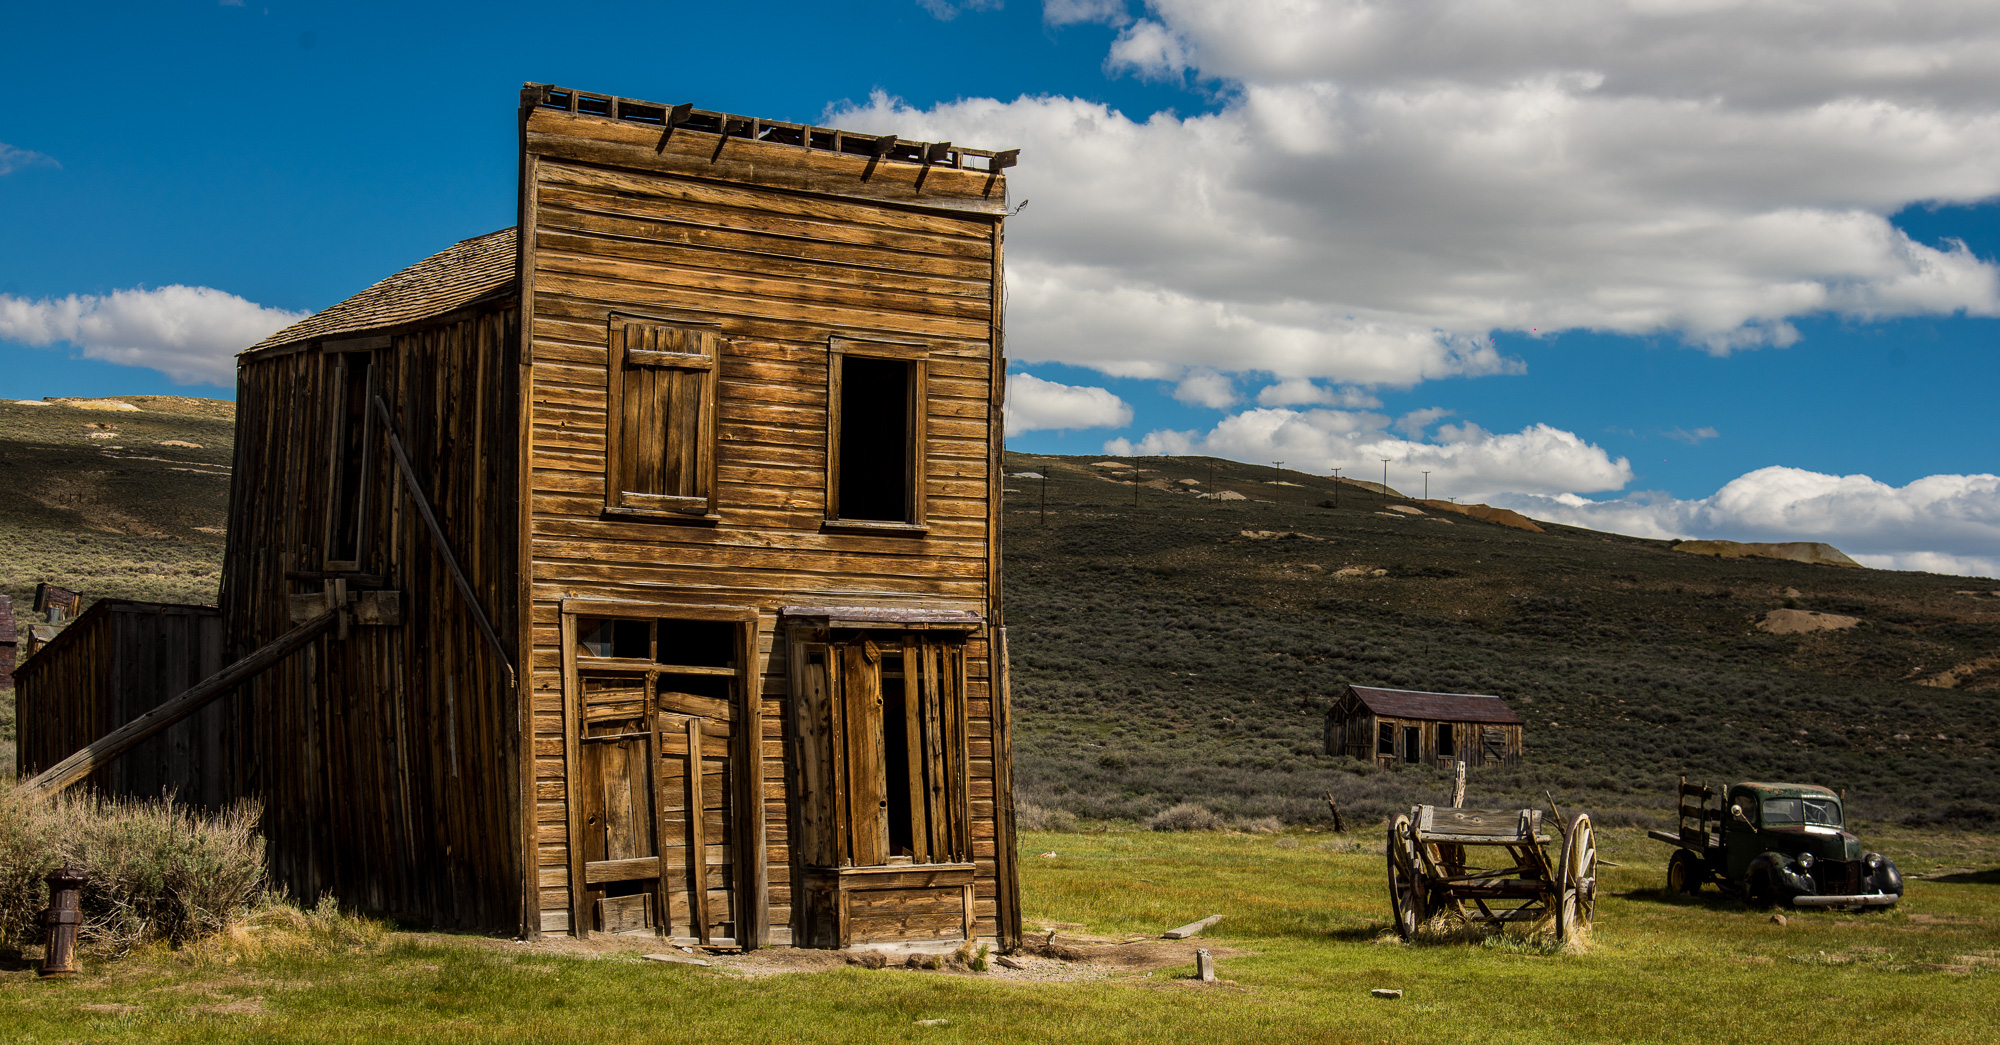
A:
1346;685;1523;725
246;228;517;354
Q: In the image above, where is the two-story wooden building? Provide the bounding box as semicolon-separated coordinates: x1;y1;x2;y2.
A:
219;84;1021;948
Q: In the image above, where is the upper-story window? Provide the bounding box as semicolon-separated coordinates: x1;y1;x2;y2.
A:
325;347;378;569
605;314;721;520
825;339;927;532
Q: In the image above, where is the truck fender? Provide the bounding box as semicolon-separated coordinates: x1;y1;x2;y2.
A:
1862;852;1903;901
1745;852;1808;905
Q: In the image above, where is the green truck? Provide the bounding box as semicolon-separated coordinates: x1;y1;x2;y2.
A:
1648;777;1902;908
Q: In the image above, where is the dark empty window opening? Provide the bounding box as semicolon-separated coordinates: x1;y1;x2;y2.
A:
657;618;736;668
837;356;912;522
1436;723;1455;758
1377;723;1395;757
881;658;915;857
1403;726;1421;763
327;353;374;566
580;618;652;660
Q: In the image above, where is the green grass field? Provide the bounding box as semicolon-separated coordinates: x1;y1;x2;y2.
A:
3;827;1995;1044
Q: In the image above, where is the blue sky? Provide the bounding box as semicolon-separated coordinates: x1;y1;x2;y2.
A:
4;2;1998;577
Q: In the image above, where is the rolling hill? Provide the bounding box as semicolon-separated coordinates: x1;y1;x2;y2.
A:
3;397;1994;831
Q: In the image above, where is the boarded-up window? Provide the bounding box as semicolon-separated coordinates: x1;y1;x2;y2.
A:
793;635;969;868
827;340;927;528
605;315;720;519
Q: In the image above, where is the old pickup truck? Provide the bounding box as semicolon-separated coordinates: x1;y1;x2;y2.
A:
1649;777;1902;908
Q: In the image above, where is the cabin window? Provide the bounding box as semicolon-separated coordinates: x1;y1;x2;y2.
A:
325;350;376;568
794;634;969;868
1377;723;1395;757
826;340;927;529
1402;726;1420;764
605;315;721;520
1436;723;1455;758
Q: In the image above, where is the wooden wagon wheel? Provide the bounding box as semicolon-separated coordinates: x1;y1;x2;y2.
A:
1386;814;1425;940
1555;811;1597;942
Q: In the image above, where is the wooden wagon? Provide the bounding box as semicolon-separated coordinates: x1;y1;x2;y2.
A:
1386;804;1597;942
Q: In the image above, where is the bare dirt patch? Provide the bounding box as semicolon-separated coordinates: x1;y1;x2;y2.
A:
1757;609;1862;634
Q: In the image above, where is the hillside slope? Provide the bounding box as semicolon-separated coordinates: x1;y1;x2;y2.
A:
0;397;233;637
3;400;1994;831
1001;453;2000;829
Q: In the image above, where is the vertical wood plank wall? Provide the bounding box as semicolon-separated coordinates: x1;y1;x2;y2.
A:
14;601;227;806
219;307;522;930
521;112;1009;942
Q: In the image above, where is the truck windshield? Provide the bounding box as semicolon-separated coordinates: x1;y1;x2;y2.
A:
1762;797;1842;827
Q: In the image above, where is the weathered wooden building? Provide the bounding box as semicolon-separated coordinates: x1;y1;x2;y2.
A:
14;600;230;806
1324;685;1524;769
213;83;1020;946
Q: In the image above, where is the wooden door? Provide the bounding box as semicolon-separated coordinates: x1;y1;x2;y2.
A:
568;611;751;945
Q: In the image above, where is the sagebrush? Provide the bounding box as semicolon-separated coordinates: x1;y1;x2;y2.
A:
0;780;265;952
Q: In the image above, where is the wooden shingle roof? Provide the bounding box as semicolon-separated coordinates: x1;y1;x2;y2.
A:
1347;685;1523;725
245;228;516;353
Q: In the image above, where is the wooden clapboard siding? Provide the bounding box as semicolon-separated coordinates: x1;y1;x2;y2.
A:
521;97;1012;947
219;306;523;932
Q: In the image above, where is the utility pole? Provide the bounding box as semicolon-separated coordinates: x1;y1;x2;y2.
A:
1272;462;1283;504
1331;467;1342;509
1381;458;1391;501
1422;470;1430;500
1040;471;1048;526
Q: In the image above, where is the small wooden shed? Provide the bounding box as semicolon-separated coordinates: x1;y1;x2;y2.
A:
186;83;1020;947
1324;685;1524;769
14;600;229;805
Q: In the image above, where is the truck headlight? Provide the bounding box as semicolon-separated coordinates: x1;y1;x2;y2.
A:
1796;853;1815;871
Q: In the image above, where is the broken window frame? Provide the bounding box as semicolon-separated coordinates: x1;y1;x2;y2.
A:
790;630;970;870
823;338;928;534
322;342;382;570
603;313;723;522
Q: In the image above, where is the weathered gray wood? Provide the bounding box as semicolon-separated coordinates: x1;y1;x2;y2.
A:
26;610;339;796
1163;914;1223;940
371;395;516;689
1195;948;1216;982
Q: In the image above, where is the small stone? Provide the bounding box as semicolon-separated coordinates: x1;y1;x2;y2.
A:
847;953;887;969
1372;988;1403;999
916;1018;950;1027
1039;851;1058;858
1770;914;1788;927
994;955;1025;970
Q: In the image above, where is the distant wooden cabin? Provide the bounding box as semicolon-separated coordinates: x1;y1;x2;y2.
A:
14;600;229;805
35;583;81;624
1324;685;1523;769
209;84;1020;947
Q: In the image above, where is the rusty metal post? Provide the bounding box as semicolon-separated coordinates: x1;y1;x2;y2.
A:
38;865;86;979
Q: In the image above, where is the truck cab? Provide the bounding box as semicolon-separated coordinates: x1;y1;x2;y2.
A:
1653;778;1902;909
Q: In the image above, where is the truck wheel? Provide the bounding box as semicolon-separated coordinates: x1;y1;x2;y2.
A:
1667;849;1701;895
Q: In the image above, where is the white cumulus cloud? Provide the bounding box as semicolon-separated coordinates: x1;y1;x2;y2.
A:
827;2;2000;390
0;285;308;386
1497;467;2000;579
0;142;60;175
1107;408;1632;501
1174;368;1236;408
1005;371;1134;432
1044;0;1129;27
